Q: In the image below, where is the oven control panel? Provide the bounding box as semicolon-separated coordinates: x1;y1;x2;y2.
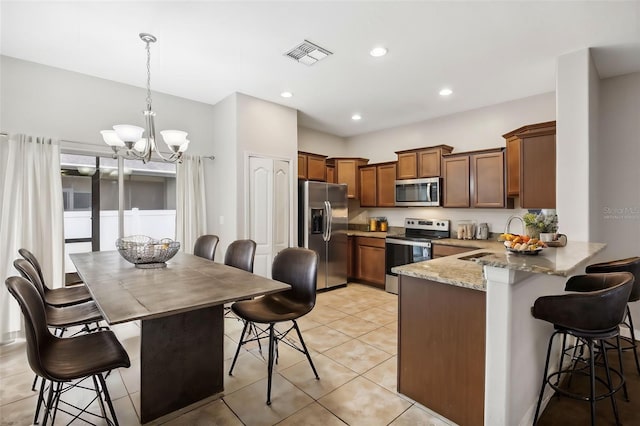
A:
404;218;450;232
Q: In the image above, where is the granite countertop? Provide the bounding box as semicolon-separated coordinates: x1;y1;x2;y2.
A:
392;239;607;291
346;230;389;238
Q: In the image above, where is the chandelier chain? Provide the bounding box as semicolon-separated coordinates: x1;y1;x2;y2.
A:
145;41;152;109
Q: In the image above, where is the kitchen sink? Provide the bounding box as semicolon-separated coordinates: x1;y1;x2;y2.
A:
458;252;493;261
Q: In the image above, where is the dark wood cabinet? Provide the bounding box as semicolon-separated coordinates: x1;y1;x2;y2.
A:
396;145;454;179
503;121;556;209
358;161;397;208
442;154;470;207
326;165;336;183
327;157;369;199
355;236;385;287
359;165;377;207
443;148;512;208
399;275;485;426
298;151;327;181
396;152;418;179
377;162;397;207
347;236;355;279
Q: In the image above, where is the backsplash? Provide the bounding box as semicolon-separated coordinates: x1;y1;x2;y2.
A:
348;199;530;238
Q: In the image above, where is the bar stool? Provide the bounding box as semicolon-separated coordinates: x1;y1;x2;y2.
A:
532;272;634;426
586;256;640;375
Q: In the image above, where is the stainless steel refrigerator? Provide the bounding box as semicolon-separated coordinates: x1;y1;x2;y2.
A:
298;181;348;290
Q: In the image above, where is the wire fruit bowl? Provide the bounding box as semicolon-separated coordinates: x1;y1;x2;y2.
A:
116;236;180;268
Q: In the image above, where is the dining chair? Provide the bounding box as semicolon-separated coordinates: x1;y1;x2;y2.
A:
224;239;257;272
14;258;106;395
19;248;92;307
193;235;220;261
5;276;130;426
228;247;319;404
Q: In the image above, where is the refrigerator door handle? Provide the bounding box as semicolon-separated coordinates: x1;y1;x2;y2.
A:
323;200;330;242
326;201;333;242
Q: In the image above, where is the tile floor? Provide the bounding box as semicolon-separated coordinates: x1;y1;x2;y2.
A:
0;283;456;426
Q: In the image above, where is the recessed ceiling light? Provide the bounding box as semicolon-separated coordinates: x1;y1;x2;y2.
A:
280;91;293;98
352;114;362;121
370;46;388;57
439;88;453;96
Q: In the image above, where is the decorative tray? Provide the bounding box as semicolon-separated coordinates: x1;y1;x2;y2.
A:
506;247;543;256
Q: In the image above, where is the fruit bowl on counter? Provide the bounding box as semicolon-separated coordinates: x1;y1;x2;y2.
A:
116;235;180;268
499;233;546;255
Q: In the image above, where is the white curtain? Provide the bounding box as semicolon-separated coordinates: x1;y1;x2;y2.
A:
0;134;64;343
176;155;207;254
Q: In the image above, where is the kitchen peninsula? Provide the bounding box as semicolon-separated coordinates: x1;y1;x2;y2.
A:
393;239;606;426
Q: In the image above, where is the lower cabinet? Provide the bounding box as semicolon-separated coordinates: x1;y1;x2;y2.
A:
347;236;356;279
354;236;386;287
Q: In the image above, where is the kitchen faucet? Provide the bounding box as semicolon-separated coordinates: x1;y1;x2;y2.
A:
504;215;525;235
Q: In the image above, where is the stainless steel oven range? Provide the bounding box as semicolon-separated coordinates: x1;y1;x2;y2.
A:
385;218;450;294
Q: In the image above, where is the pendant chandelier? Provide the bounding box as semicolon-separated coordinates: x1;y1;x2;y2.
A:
101;33;188;163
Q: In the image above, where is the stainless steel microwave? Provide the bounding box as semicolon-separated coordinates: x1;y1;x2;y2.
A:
395;177;441;207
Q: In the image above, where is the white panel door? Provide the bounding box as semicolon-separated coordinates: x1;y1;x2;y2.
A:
272;160;290;259
249;156;273;277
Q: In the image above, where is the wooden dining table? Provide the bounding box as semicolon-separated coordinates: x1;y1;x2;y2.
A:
70;251;289;423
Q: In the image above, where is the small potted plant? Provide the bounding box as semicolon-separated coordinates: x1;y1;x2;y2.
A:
523;212;558;240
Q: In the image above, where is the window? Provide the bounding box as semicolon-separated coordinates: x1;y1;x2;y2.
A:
60;153;176;272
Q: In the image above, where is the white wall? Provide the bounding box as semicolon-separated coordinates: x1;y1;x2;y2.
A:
298;126;348;158
235;93;298;244
0;56;216;154
306;93;557;234
206;93;238;260
556;49;594;241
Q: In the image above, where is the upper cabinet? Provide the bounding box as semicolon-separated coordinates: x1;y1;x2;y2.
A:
442;148;513;209
359;162;397;208
502;121;556;209
326;157;369;199
298;151;328;181
326;164;336;183
395;145;454;179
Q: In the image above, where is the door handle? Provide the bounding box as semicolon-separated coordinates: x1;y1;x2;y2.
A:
326;201;333;242
426;182;432;202
323;201;330;242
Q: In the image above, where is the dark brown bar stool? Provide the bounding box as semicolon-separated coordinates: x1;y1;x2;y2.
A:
19;248;92;307
228;248;319;405
586;256;640;375
193;234;219;261
5;276;130;426
532;272;634;426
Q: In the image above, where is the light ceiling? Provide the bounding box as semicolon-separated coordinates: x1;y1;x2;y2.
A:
1;1;639;137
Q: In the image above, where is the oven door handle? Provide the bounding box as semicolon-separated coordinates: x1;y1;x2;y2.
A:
385;238;432;248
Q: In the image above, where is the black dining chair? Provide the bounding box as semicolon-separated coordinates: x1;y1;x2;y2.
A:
5;276;130;426
19;248;92;307
224;239;257;272
193;234;220;261
228;247;319;405
14;258;107;396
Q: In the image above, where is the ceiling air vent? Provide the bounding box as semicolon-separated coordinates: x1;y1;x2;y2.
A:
284;40;333;66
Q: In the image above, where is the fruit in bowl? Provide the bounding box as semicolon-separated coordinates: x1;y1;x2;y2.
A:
500;233;546;252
